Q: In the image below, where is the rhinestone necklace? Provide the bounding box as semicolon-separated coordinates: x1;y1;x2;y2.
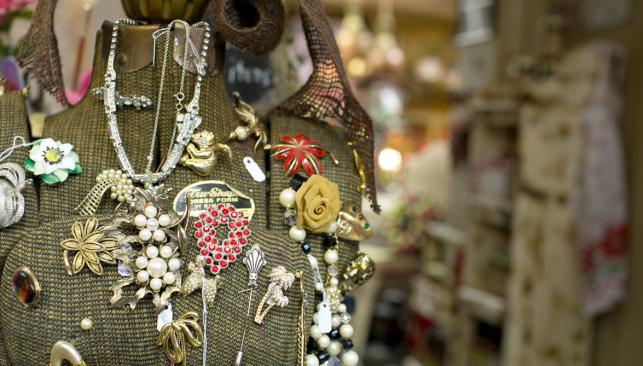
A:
103;19;210;186
76;19;211;216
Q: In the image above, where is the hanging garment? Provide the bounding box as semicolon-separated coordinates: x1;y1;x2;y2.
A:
505;41;627;366
568;43;628;316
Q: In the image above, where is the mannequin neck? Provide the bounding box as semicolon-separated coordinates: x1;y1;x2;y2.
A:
83;21;224;105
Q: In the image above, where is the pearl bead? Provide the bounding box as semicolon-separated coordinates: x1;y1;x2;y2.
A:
153;229;166;242
158;214;171;227
327;341;342;356
79;318;93;331
149;278;163;291
279;188;296;208
160;245;173;258
163;272;176;285
305;355;319;366
139;228;152;242
317;335;330;349
338;304;347;313
110;192;118;200
312;312;320;324
309;325;322;339
324;249;338;265
315;282;324;292
147;257;168;278
340;324;354;339
289;226;306;242
144;205;158;218
342;350;359;366
136;270;149;283
325;221;338;234
135;256;148;269
330;278;339;287
168;258;181;272
332;315;341;328
146;218;159;230
146;246;159;258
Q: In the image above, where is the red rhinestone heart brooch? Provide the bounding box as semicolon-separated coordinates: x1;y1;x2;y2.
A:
193;203;251;275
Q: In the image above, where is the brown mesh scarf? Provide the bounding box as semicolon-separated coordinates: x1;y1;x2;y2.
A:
17;0;379;212
209;0;285;55
17;0;68;106
276;0;380;213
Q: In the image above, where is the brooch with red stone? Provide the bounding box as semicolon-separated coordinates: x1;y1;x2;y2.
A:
193;203;251;274
271;133;338;176
182;203;251;303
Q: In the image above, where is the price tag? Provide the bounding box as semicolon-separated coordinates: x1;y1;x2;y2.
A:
318;300;333;333
243;156;266;182
157;303;173;331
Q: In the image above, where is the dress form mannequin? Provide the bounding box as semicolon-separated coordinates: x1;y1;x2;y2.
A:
0;17;362;366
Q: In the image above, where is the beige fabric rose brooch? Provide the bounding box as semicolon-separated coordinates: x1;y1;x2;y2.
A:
294;175;341;234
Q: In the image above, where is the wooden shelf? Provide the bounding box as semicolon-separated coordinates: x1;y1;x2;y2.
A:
322;0;455;20
457;286;506;326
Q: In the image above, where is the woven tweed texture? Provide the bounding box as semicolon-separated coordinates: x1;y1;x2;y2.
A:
0;91;39;366
0;27;361;365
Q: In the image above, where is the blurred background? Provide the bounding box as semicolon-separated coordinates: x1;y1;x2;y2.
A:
1;0;642;365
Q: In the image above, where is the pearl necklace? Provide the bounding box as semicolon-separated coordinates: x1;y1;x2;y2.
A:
279;183;359;366
103;19;210;186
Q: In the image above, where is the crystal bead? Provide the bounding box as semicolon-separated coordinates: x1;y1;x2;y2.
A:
328;356;342;366
289;174;307;190
301;242;312;254
317;351;330;363
284;209;297;227
327;265;338;277
307;337;319;352
329;329;340;339
323;235;337;250
341;339;354;350
340;313;352;324
118;262;133;277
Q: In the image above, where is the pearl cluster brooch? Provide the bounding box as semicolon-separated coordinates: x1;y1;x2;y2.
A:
100;169;135;203
109;187;185;312
133;204;173;243
76;169;135;216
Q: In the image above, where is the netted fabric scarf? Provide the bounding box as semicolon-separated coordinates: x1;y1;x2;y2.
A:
276;0;379;212
208;0;380;212
17;0;68;106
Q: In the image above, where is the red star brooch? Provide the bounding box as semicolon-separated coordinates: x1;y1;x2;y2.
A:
271;133;337;176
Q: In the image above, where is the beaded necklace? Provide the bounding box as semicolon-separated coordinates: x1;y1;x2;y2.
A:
278;179;360;366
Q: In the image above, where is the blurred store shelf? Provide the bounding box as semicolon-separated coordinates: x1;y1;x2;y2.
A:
457;286;506;326
323;0;455;20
